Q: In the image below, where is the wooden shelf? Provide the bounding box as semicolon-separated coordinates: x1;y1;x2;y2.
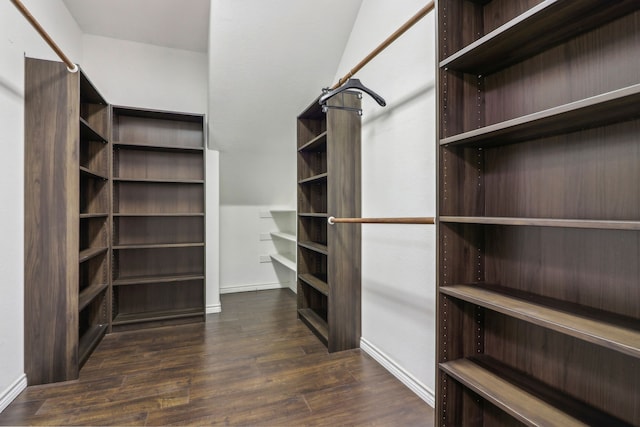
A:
113;213;205;217
113;273;205;287
440;216;640;230
112;308;204;326
298;213;328;218
80;213;108;219
439;357;621;427
113;178;204;184
440;0;640;74
441;285;640;358
297;308;328;346
80;72;107;105
112;105;204;122
79;247;108;263
270;253;296;271
299;131;327;152
271;232;296;242
113;242;204;250
80;118;108;143
440;84;640;147
298;241;328;255
80;166;108;181
298;173;328;185
78;282;108;311
113;142;204;152
78;324;107;367
299;274;329;296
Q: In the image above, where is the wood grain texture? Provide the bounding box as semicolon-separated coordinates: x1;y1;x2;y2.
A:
437;3;640;425
24;58;80;385
0;290;434;426
111;107;205;331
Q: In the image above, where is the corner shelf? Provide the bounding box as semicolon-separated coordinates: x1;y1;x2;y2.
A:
113;142;204;153
298;173;328;185
113;242;205;250
80;118;108;143
298;131;327;152
298;241;328;256
78;282;109;311
297;308;328;345
78;324;108;367
112;308;204;326
298;273;329;296
80;166;108;181
79;247;108;263
270;253;296;271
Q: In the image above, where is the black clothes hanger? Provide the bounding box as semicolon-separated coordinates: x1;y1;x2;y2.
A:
319;78;386;107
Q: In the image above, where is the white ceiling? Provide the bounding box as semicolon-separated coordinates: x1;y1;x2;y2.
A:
62;0;211;52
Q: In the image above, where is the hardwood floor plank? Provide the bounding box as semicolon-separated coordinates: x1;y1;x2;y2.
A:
0;289;434;426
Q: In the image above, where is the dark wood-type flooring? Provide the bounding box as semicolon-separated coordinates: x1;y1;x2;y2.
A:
1;289;434;426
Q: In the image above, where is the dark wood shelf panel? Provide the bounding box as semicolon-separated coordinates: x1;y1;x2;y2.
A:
298;212;328;218
78;282;108;311
441;285;640;358
79;213;109;219
439;357;621;427
440;84;640;147
112;308;204;326
113;242;205;250
79;247;108;264
298;241;328;256
112;105;204;123
440;0;640;74
299;273;329;296
113;141;204;152
298;173;328;185
79;117;108;143
113;273;205;287
113;177;204;184
297;308;328;345
78;324;108;367
80;166;108;181
440;216;640;230
80;72;107;105
113;213;205;217
299;131;327;152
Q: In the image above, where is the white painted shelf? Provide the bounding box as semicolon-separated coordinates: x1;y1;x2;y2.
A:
270;253;296;271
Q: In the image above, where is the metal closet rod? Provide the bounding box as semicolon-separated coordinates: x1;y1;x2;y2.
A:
11;0;78;72
328;216;435;225
329;0;435;90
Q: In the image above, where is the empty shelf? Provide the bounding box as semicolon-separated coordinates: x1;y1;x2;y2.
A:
440;216;640;230
298;241;328;255
78;282;108;311
298;274;329;296
113;273;205;287
80;166;108;180
112;308;204;326
440;84;640;147
270;232;296;242
440;285;640;358
80;117;107;143
113;242;205;250
270;253;296;271
298;131;327;152
78;324;107;367
298;308;328;346
79;247;108;263
298;173;328;185
440;358;610;427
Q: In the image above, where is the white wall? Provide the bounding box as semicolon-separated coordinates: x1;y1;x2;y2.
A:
0;0;84;410
81;35;208;113
332;0;437;404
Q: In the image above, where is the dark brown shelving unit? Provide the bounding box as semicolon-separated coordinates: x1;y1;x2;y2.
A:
25;58;110;385
296;93;361;352
436;2;640;426
111;106;206;331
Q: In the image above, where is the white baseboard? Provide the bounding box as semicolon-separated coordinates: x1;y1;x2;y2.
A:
0;374;27;413
220;281;289;294
206;303;222;314
360;338;435;407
